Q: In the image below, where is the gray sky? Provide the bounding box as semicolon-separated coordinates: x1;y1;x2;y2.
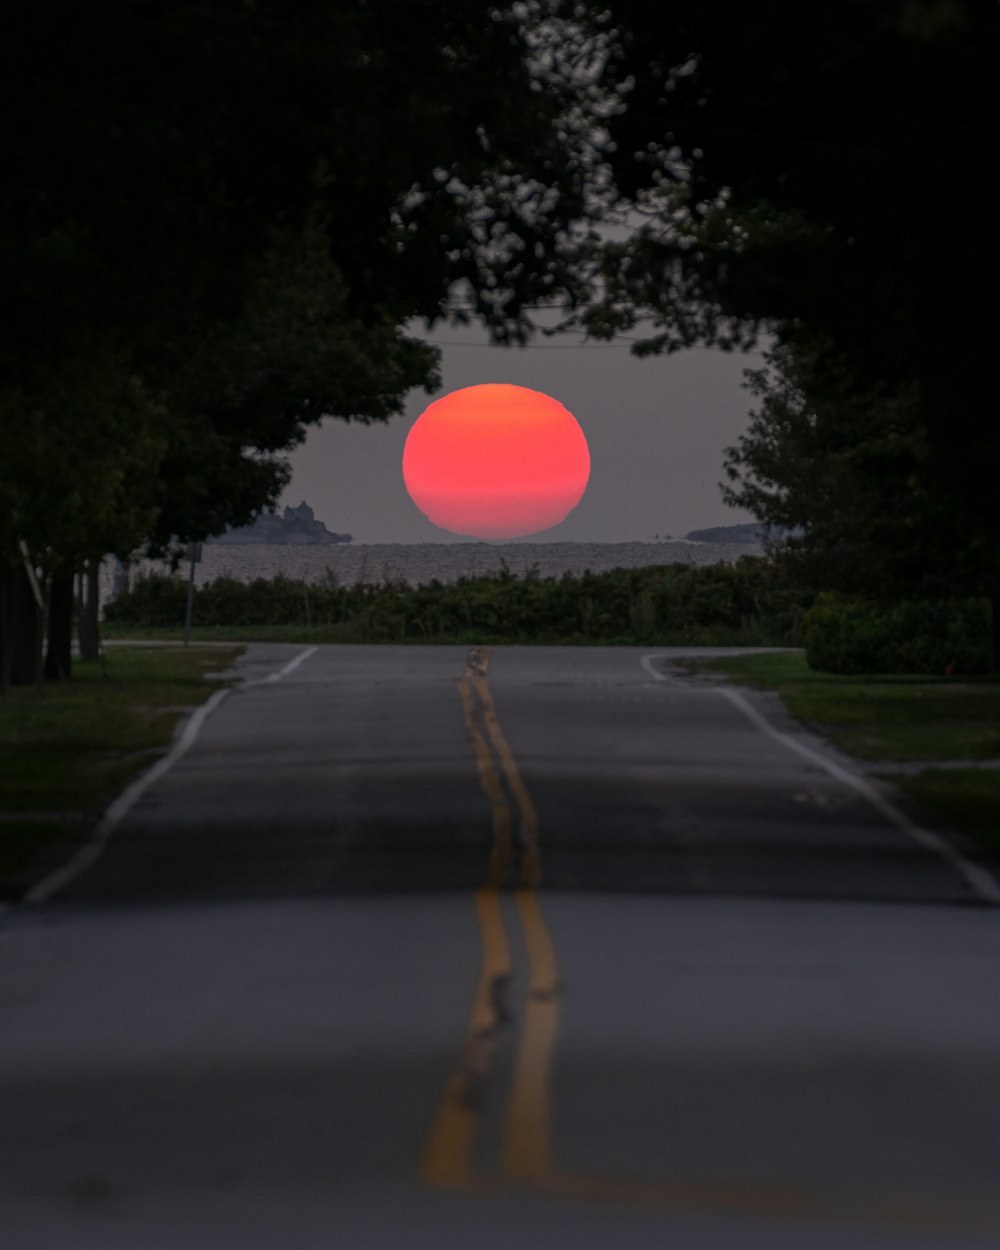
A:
279;318;766;543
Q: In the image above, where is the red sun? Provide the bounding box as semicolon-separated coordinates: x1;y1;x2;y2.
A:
402;383;590;539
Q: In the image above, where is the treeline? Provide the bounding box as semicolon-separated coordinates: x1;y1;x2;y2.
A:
106;559;809;646
105;559;994;672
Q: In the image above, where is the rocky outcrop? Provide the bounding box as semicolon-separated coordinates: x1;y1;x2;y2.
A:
209;501;352;546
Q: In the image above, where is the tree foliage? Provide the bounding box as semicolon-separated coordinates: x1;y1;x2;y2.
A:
803;592;991;676
1;0;615;567
140;222;442;551
0;354;166;569
104;558;811;646
572;1;1000;669
1;1;621;678
599;2;999;384
722;340;997;601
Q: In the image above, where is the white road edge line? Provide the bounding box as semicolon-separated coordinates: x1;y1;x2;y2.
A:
641;653;1000;906
20;645;319;907
251;644;318;686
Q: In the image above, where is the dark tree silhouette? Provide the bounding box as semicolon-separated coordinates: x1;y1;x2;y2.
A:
0;1;616;679
590;1;1000;662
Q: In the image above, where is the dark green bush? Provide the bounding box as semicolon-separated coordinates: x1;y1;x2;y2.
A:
103;572;188;626
804;592;991;675
105;556;813;645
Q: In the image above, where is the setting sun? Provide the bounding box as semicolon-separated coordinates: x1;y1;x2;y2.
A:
402;383;590;539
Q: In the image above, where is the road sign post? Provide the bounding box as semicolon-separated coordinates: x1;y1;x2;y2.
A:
183;542;203;646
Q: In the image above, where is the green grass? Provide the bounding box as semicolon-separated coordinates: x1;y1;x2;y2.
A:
101;621;533;645
0;645;243;886
103;622;322;643
695;651;1000;762
892;770;1000;854
689;650;1000;851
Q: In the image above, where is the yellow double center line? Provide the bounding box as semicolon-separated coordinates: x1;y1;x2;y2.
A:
421;646;560;1189
458;645;540;890
419;648;1000;1238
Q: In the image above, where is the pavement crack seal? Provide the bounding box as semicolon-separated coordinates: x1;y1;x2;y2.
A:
420;648;561;1190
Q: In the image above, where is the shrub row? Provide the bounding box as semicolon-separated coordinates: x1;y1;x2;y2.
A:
104;557;813;645
803;592;992;675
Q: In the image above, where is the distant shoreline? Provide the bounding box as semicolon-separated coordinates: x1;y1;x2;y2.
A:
102;538;766;603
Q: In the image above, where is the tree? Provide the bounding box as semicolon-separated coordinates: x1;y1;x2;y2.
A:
722;339;992;598
0;350;167;686
140;221;442;552
599;2;999;388
722;339;1000;667
1;1;617;679
581;2;1000;621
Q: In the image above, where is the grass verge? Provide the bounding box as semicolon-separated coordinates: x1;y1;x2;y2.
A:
0;644;243;890
685;650;1000;852
891;770;1000;855
103;622;319;644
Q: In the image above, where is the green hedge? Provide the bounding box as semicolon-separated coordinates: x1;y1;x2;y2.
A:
803;592;991;675
104;557;812;645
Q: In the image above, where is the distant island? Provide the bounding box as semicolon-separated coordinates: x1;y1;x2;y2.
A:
209;501;352;546
683;523;765;544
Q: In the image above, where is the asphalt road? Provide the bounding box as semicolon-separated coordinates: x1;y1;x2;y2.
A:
2;643;1000;1249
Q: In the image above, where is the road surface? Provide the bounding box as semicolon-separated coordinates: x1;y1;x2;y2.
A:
2;643;999;1249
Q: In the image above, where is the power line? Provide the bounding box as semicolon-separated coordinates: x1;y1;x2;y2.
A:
428;336;764;352
430;337;636;349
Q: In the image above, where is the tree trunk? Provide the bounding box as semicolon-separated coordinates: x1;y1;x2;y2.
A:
991;588;1000;677
78;564;101;663
0;569;8;694
44;573;74;680
33;572;45;691
0;566;41;689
